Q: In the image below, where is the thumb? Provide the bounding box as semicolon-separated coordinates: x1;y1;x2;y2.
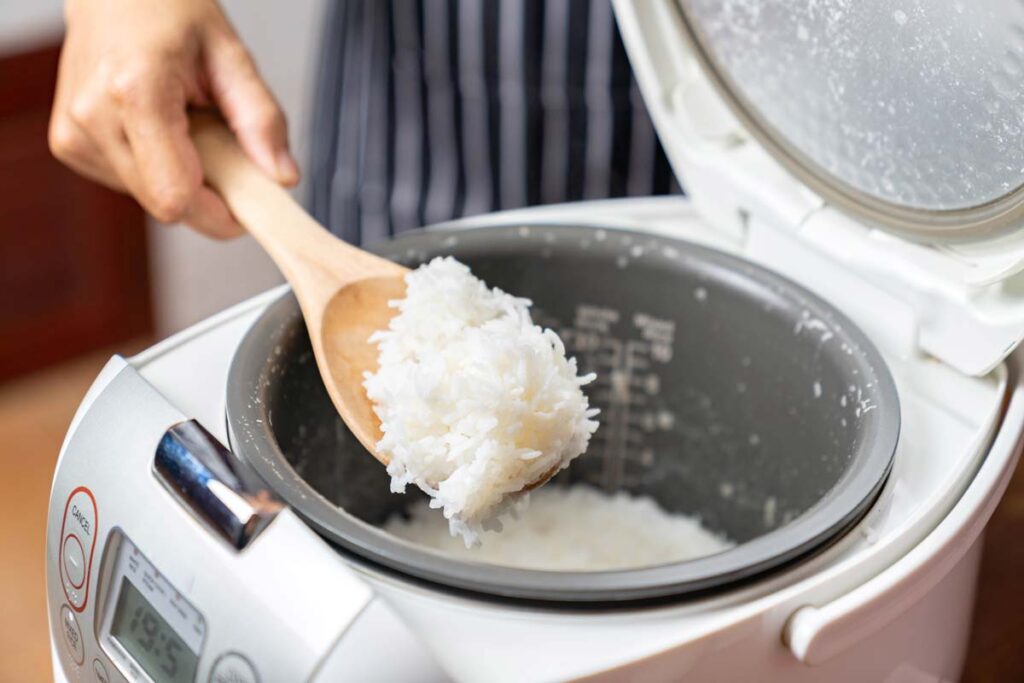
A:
203;30;299;186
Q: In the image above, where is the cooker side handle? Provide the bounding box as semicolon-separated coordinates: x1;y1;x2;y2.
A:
785;374;1024;665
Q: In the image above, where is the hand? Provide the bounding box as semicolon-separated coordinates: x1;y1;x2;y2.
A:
49;0;299;238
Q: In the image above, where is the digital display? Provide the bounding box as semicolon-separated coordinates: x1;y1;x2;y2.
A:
110;579;198;683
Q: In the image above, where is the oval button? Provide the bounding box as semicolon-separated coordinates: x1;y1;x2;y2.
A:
59;486;98;611
60;605;85;665
63;535;86;589
209;652;259;683
92;658;110;683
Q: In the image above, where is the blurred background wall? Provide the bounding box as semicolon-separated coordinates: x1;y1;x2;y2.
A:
0;2;325;680
150;0;330;335
0;0;326;376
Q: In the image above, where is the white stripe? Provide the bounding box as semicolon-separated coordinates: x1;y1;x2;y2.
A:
583;1;615;199
458;0;492;217
499;0;527;209
360;2;391;242
389;3;424;233
539;0;571;204
422;0;459;225
330;3;366;238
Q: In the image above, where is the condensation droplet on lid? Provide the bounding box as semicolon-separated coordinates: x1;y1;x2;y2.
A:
736;382;747;394
518;226;531;237
893;9;907;25
694;287;708;302
616;255;629;269
630;245;644;258
544;233;556;243
719;482;735;498
748;433;761;446
813;381;822;398
595;229;607;241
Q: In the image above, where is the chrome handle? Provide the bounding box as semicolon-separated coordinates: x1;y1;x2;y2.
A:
155;420;283;550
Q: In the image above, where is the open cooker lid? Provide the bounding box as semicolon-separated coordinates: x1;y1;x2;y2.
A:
673;0;1024;242
614;0;1024;376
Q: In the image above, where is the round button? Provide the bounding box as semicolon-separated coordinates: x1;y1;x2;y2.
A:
63;535;86;589
209;652;259;683
60;605;84;665
92;659;110;683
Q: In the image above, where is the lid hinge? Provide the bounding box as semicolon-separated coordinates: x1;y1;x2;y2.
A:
742;211;919;366
745;208;1024;376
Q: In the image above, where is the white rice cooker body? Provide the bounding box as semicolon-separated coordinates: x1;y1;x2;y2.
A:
46;3;1024;682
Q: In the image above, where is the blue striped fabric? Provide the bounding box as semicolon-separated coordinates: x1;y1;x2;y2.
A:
308;0;680;244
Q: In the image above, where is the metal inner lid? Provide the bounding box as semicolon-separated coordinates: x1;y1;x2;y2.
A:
676;0;1024;242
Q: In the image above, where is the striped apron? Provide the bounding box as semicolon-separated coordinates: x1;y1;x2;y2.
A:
308;0;680;244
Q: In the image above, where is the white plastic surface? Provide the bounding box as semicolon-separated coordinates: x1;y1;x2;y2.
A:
612;0;1024;377
787;365;1024;664
46;363;372;683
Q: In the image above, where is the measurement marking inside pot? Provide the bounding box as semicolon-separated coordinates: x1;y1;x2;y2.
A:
542;305;676;490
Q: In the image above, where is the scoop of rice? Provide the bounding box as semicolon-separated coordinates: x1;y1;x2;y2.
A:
363;256;599;545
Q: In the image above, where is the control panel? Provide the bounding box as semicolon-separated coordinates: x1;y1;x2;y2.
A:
47;360;370;683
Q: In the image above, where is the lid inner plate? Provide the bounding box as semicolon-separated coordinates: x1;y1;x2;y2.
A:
677;0;1024;239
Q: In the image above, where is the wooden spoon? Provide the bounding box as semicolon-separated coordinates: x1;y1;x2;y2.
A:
190;113;406;464
190;113;560;492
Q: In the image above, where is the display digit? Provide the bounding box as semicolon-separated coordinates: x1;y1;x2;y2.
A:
163;639;180;678
138;612;156;651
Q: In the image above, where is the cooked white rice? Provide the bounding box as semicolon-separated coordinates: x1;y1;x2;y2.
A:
364;256;599;545
384;484;735;570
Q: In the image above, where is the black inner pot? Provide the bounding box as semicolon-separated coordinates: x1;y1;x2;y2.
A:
226;224;899;604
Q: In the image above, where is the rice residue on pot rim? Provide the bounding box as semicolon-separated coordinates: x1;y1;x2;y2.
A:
363;256;599;545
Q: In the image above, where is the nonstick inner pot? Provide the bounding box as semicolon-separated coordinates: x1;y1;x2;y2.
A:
227;224;899;603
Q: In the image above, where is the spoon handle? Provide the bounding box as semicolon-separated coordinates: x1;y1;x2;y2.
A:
189;112;396;307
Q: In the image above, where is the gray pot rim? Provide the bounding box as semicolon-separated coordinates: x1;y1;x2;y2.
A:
225;223;899;605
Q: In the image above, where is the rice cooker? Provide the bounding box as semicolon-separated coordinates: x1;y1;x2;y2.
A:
47;1;1024;681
